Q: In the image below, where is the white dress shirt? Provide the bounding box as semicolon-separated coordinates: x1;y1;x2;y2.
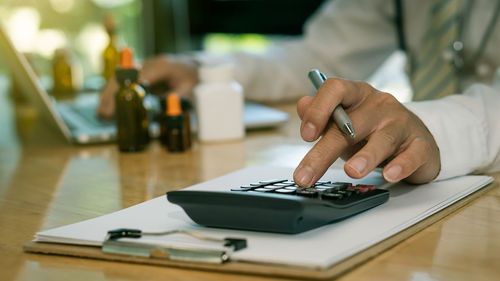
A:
199;0;500;180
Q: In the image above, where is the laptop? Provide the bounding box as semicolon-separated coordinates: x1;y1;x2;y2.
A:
0;23;289;144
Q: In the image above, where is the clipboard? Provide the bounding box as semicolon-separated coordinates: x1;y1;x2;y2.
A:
23;169;497;280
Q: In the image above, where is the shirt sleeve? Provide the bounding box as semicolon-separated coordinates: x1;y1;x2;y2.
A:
405;84;500;180
197;0;398;103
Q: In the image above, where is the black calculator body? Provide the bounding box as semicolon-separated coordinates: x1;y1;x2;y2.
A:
167;180;389;234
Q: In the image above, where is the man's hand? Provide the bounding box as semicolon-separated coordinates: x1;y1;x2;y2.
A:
97;55;199;119
293;78;441;187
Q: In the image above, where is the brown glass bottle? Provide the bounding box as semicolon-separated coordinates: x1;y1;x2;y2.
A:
163;93;185;152
160;96;192;150
115;48;149;152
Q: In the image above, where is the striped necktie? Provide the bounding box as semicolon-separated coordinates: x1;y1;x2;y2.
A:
410;0;463;101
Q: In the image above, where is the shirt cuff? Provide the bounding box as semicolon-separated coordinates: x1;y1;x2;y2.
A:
404;96;487;181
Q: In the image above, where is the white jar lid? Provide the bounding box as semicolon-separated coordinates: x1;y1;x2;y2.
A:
199;63;234;82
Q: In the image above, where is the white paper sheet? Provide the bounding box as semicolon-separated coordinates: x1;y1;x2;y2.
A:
35;166;492;269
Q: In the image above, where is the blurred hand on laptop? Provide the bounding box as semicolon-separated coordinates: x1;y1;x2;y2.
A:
97;55;199;119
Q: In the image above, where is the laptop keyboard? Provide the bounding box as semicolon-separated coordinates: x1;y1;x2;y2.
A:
69;104;114;127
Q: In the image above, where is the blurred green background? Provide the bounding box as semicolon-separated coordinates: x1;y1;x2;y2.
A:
0;0;142;87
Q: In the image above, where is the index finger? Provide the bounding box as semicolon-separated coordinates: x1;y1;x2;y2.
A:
294;125;350;187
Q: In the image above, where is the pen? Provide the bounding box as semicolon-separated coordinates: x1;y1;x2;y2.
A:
308;69;355;138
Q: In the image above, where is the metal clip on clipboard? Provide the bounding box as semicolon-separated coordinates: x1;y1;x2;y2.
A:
102;228;247;264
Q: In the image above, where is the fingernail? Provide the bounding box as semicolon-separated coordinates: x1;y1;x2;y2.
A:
295;166;314;187
349;157;367;174
384;165;402;182
302;122;316;141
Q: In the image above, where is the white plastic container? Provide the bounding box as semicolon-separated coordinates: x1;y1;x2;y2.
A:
194;64;245;142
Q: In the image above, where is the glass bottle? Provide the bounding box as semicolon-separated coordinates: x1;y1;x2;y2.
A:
115;48;149;152
102;14;120;81
52;48;74;98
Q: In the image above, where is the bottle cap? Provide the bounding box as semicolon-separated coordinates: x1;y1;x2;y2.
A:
116;47;138;84
199;63;234;82
120;47;134;69
167;93;182;116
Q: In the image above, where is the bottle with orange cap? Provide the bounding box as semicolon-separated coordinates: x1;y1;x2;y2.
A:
115;47;149;152
161;93;187;152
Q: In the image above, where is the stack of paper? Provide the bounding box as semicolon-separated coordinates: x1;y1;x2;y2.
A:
34;166;492;269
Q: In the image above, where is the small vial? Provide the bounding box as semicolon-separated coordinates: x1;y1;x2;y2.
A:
161;96;192;151
165;93;185;152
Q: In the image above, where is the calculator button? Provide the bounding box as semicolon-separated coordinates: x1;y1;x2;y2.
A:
282;181;295;185
337;190;352;197
275;189;296;194
231;187;253;191
320;182;351;190
240;185;254;189
315;180;331;185
273;183;294;187
356;184;369;193
254;188;273;192
314;185;330;190
346;186;361;195
356;184;376;191
322;192;343;200
335;182;352;186
259;179;287;185
333;182;352;188
316;183;332;188
262;185;281;190
296;188;319;197
284;186;298;190
250;183;263;186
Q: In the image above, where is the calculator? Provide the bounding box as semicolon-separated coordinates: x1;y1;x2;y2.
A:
167;179;389;234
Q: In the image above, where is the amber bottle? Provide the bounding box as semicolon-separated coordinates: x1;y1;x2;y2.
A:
52;48;74;98
115;48;149;152
102;14;119;82
162;93;186;152
160;96;192;150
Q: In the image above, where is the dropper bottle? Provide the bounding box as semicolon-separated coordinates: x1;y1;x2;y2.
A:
115;48;149;152
164;93;185;152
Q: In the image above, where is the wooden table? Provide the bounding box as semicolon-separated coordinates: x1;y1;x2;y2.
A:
1;83;499;281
